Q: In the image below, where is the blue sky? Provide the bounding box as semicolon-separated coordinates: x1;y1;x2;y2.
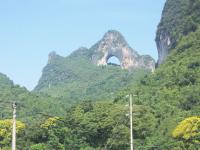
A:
0;0;166;90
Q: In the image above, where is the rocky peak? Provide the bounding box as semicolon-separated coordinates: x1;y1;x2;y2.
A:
96;30;139;57
90;30;155;71
101;30;128;46
48;51;64;64
48;51;57;61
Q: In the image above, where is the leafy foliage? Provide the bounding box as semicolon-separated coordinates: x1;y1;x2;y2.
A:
34;50;149;106
0;119;25;147
172;116;200;143
122;29;200;149
30;143;47;150
156;0;200;50
41;117;60;129
16;101;155;150
0;73;13;89
0;0;200;149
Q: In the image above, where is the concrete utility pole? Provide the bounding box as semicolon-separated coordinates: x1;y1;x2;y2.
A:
12;102;16;150
130;94;133;150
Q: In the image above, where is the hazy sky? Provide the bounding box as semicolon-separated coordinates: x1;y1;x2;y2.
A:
0;0;166;90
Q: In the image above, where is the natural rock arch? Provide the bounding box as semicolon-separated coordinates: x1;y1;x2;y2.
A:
107;55;121;65
90;30;155;71
97;47;135;69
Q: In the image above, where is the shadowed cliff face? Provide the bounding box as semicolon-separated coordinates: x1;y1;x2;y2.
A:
156;29;172;65
90;30;155;71
156;0;200;65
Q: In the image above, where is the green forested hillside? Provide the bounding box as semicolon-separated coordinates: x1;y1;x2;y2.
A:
156;0;200;50
0;0;200;149
0;73;69;149
0;73;65;118
0;73;13;88
128;29;200;149
34;48;149;105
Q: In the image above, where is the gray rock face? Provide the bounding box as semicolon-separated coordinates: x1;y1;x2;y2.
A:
48;51;57;62
90;30;155;71
155;0;200;65
156;30;172;66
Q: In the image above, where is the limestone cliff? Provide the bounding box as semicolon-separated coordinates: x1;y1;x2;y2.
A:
35;30;155;100
90;30;155;71
156;29;173;66
156;0;200;65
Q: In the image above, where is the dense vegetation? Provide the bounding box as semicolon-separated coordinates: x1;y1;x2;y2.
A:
0;0;200;149
172;116;200;143
0;99;156;150
34;48;148;105
156;0;200;50
128;29;200;149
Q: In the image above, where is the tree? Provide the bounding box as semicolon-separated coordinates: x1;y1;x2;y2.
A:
30;143;47;150
0;119;25;148
41;117;60;129
172;116;200;144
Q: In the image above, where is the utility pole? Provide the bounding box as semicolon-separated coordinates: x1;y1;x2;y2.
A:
12;102;16;150
130;94;133;150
